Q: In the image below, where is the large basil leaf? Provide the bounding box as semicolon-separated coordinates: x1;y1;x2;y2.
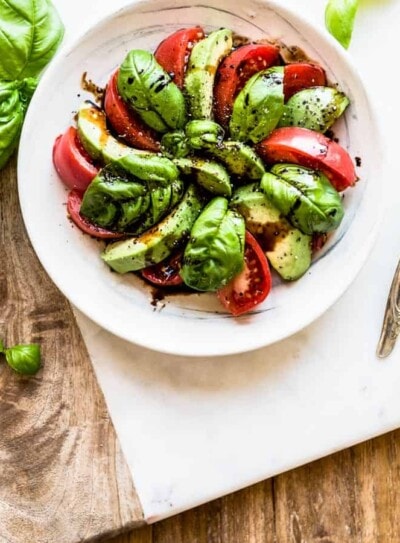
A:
80;163;184;233
181;197;245;291
325;0;359;49
0;78;37;168
0;0;64;80
260;164;344;234
229;67;284;144
118;50;187;133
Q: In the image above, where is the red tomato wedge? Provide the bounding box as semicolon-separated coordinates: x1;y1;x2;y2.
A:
312;233;328;253
53;127;99;192
141;251;184;287
256;127;357;192
217;232;272;316
283;63;327;101
67;190;124;239
214;43;280;126
155;26;205;88
104;71;160;152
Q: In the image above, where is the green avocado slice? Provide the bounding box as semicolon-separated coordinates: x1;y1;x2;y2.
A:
278;86;349;133
184;28;232;120
231;183;312;281
174;157;231;197
77;102;178;185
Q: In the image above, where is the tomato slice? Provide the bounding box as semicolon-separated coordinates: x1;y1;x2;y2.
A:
284;63;327;101
104;71;160;152
214;43;280;126
217;231;272;316
155;27;205;88
312;233;328;253
53;127;99;192
256;127;357;192
67;190;124;239
141;251;184;286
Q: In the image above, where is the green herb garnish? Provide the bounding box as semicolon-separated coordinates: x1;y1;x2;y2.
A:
325;0;359;49
0;0;64;170
0;339;41;375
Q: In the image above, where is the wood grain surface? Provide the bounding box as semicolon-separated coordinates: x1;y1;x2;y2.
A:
0;159;144;543
107;429;400;543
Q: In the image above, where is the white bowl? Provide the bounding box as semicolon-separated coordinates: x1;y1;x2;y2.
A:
18;0;382;356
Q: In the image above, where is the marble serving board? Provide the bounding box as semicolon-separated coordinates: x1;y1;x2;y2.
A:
54;0;400;524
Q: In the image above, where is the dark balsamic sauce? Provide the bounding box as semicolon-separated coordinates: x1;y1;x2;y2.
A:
81;72;105;105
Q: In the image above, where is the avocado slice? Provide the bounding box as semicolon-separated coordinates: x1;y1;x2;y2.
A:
279;87;349;133
102;184;206;273
174;157;231;197
77;102;178;184
231;184;312;281
209;141;266;181
184;28;232;119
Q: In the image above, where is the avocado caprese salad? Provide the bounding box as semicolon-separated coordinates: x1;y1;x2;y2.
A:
53;26;357;316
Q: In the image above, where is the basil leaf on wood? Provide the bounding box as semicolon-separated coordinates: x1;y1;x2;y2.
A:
5;343;41;375
0;0;64;80
0;78;37;168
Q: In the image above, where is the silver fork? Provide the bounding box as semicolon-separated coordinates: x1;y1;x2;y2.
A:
377;259;400;358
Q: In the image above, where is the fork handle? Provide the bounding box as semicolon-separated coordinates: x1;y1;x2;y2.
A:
377;259;400;358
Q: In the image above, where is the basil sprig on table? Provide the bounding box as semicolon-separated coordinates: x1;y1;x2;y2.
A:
0;78;37;168
0;338;41;375
325;0;359;49
0;0;64;171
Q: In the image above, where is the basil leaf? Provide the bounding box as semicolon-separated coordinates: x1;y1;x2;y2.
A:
230;67;284;144
0;0;64;80
0;339;5;353
181;197;245;291
261;164;344;235
325;0;359;49
0;77;37;168
161;131;190;158
5;343;41;375
80;163;184;233
117;50;187;133
184;121;265;181
185;120;225;150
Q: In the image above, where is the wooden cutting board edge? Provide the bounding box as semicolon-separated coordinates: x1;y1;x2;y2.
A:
0;158;145;543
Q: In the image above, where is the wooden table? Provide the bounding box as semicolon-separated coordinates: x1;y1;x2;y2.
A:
2;157;399;543
105;428;400;543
